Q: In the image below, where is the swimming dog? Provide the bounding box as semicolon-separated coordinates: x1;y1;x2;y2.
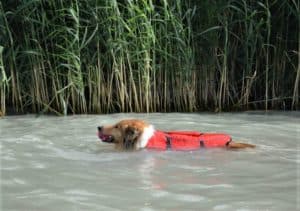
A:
97;119;255;151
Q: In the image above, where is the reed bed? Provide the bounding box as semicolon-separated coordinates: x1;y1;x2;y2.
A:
0;0;299;115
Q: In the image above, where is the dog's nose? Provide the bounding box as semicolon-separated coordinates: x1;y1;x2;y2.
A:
97;126;102;131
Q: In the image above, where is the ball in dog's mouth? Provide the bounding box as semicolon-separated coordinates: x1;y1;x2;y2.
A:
98;133;114;143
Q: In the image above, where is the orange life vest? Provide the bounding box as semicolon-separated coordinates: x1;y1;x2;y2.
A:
146;130;232;150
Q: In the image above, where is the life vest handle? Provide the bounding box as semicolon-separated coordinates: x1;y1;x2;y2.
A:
165;131;203;137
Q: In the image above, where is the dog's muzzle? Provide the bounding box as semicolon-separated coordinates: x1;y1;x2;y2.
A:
97;126;114;143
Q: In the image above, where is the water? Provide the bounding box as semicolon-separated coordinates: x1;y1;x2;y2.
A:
1;112;299;211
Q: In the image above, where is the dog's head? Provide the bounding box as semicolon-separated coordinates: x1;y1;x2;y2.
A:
98;119;152;150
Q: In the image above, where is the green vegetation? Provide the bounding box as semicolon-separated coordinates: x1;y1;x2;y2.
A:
0;0;299;115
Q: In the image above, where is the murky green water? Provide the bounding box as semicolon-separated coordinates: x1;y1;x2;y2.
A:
1;112;299;210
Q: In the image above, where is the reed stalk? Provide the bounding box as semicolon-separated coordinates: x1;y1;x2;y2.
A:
292;0;300;110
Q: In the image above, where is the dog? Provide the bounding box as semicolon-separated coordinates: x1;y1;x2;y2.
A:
97;119;255;151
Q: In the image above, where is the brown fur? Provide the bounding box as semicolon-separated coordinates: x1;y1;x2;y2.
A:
98;119;255;150
227;142;255;149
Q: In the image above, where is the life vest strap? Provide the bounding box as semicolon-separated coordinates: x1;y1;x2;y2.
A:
225;138;232;146
199;140;205;148
166;136;171;150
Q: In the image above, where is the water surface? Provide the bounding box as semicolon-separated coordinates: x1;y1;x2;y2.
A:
1;112;299;210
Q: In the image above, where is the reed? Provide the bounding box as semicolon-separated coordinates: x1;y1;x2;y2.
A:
0;0;298;115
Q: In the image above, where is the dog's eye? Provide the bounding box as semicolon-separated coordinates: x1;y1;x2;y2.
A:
115;125;119;129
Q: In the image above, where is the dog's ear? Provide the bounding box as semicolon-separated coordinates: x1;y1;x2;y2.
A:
123;126;140;150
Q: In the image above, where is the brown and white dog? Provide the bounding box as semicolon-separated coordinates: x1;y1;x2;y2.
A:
97;119;255;151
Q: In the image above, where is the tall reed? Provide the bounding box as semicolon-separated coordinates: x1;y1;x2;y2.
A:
0;0;298;115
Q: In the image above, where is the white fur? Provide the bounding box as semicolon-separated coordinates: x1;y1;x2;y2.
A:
136;125;155;149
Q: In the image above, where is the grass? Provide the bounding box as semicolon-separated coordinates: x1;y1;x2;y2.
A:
0;0;299;115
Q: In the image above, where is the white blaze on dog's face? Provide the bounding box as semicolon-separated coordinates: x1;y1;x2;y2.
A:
98;119;154;150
